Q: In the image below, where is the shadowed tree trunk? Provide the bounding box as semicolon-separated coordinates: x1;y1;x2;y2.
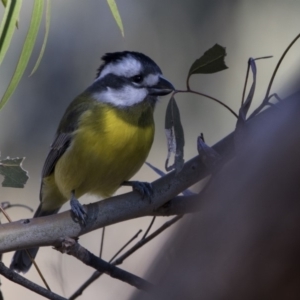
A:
132;88;300;300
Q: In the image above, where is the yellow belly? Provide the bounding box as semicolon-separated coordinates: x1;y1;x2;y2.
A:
54;105;154;199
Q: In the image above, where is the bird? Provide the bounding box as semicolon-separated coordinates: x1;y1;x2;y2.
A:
10;51;174;273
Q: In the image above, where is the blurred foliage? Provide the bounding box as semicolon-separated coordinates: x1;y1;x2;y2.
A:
107;0;124;37
0;0;123;111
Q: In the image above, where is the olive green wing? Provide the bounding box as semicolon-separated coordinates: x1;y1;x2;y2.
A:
39;94;94;201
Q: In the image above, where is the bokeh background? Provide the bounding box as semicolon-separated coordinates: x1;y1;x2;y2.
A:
1;1;300;299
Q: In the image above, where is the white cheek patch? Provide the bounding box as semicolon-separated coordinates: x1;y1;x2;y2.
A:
97;56;143;80
93;86;148;107
143;74;159;86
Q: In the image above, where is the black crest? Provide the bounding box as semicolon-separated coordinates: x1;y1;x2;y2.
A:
95;51;162;79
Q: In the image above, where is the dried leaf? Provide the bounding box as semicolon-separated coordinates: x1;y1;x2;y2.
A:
197;134;221;170
145;162;194;196
0;157;29;188
165;96;185;173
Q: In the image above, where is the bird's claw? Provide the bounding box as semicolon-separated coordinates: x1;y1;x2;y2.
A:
70;196;87;225
128;181;154;201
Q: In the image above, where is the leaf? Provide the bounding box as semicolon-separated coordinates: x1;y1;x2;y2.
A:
197;134;221;170
145;161;195;196
188;44;228;77
107;0;124;37
30;0;51;76
165;96;185;173
0;0;23;66
0;157;29;188
237;57;257;126
0;0;44;111
145;161;165;178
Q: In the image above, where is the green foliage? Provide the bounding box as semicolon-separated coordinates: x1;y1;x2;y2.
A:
30;0;51;76
0;0;22;66
188;44;228;77
0;0;44;111
165;44;229;173
0;1;125;111
0;157;29;188
107;0;124;37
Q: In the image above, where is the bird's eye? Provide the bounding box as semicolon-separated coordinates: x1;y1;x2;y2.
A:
131;75;143;84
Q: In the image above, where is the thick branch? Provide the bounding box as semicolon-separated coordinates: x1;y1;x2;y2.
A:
0;150;212;253
1;91;297;254
153;195;200;216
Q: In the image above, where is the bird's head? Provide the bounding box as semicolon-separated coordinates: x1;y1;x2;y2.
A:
89;51;174;107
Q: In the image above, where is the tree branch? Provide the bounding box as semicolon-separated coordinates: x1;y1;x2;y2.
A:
0;262;66;300
0;150;212;253
69;215;182;300
1;91;297;254
56;238;153;292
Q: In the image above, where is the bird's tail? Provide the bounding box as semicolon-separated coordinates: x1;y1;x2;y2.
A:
9;204;59;273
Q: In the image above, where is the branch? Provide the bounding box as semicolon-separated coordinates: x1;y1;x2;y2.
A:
69;215;182;300
0;151;213;253
153;195;200;216
0;262;66;300
2;90;297;254
56;238;153;292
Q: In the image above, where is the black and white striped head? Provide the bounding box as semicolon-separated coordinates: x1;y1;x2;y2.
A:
91;51;174;107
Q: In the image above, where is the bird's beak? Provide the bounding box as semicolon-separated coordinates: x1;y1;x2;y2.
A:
148;76;175;96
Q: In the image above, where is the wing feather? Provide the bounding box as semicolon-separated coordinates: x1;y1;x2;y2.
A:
39;93;94;201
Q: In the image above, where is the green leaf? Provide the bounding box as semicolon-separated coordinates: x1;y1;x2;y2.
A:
165;96;185;173
30;0;51;76
0;0;43;111
188;44;228;77
0;0;23;66
107;0;124;37
0;157;29;188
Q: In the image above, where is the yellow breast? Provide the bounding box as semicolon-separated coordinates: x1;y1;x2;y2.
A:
54;102;155;198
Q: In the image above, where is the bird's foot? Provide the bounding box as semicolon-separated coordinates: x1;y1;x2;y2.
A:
123;181;153;201
70;192;87;225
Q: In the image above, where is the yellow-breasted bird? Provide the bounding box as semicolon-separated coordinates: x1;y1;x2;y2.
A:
10;51;174;273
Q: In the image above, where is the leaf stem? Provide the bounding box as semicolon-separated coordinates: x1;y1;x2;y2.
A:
174;89;238;119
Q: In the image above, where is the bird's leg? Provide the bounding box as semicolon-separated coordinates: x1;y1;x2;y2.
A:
122;181;153;200
70;190;87;224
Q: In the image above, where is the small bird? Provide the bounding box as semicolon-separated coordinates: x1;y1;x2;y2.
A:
10;51;174;273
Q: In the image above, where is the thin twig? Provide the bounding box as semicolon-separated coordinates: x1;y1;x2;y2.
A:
1;202;33;212
249;34;300;119
99;227;105;258
0;262;65;300
265;34;300;100
0;206;51;290
69;216;182;299
109;230;143;263
174;89;238;119
114;215;183;265
241;61;250;106
61;238;153;292
142;217;156;240
69;230;142;300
